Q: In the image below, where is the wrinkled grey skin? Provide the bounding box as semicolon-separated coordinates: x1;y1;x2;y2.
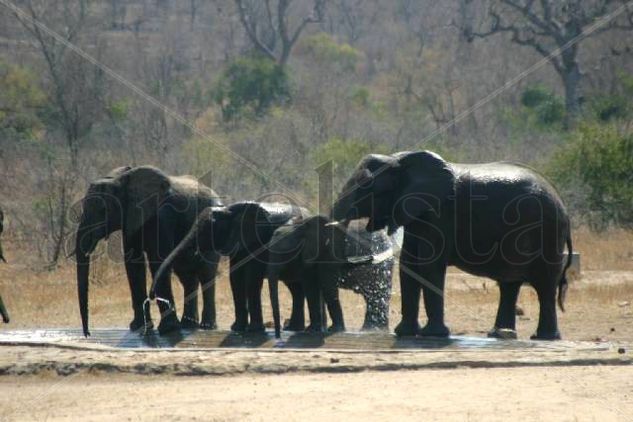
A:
75;166;222;336
0;207;9;323
331;150;573;340
267;216;394;338
153;202;307;334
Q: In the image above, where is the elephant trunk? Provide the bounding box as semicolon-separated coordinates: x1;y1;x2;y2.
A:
151;223;198;299
0;295;9;323
76;247;91;337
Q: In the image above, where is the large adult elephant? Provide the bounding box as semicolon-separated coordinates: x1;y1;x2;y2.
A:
331;150;573;340
266;216;394;337
0;206;9;323
152;202;307;333
75;166;223;336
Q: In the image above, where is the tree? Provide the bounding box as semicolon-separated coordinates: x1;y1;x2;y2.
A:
234;0;328;66
464;0;633;122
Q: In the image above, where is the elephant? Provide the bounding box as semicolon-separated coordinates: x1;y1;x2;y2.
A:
152;202;307;333
0;206;9;323
266;215;394;337
331;150;573;340
75;166;223;336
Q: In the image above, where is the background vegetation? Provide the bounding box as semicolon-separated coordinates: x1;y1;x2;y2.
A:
0;0;631;267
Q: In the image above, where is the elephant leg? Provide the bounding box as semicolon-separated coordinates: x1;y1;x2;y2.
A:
245;262;266;333
531;280;561;340
198;258;218;330
321;272;345;333
122;233;151;332
303;272;323;333
147;231;180;335
488;281;522;339
229;256;248;332
284;281;305;331
177;271;199;329
394;250;421;337
417;262;449;337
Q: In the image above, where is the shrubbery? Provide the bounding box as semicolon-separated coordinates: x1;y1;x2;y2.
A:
547;123;633;229
213;56;290;121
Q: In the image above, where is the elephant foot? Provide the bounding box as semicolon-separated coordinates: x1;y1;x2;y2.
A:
487;327;518;340
231;320;248;333
283;320;305;332
328;324;345;333
530;330;561;340
305;323;324;334
394;320;421;337
180;315;200;329
247;322;266;333
130;316;153;333
2;315;9;324
361;322;389;332
200;319;218;330
418;322;450;338
157;314;181;335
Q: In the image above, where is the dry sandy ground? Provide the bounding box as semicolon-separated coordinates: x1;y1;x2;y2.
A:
1;366;632;421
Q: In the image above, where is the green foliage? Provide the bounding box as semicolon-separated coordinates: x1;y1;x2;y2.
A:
107;99;130;121
301;33;362;72
0;60;45;139
520;85;565;127
589;74;633;122
213;56;290;121
547;123;633;229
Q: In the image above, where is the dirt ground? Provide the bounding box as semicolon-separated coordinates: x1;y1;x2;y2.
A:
1;366;632;421
0;228;632;420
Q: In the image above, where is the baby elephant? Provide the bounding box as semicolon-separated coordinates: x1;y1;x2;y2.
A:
267;216;394;337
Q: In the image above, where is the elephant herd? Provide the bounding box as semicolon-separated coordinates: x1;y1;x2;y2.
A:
1;150;574;341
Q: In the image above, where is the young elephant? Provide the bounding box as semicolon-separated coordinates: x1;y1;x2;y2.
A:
0;207;9;323
75;166;223;336
267;216;394;337
331;150;573;340
152;202;307;333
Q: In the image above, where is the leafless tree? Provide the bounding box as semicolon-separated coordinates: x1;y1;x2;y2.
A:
464;0;633;121
234;0;328;65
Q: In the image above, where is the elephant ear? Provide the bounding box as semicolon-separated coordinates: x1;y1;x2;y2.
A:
120;166;171;236
392;151;455;227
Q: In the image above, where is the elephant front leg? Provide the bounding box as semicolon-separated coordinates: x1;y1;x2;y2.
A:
394;258;422;337
229;256;249;332
198;259;218;330
123;235;152;332
488;281;522;340
178;272;200;329
303;273;324;333
361;292;390;331
418;263;449;337
284;281;305;331
0;294;9;323
245;269;265;333
321;272;345;333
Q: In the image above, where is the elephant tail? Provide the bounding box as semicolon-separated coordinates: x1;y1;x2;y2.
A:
558;234;573;313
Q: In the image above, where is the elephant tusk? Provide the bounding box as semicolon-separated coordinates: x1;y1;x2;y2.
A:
346;247;393;265
371;247;394;264
324;221;344;227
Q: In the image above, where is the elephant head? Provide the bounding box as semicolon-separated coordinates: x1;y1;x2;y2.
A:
330;151;455;234
76;166;171;336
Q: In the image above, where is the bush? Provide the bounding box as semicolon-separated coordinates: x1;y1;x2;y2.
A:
520;85;565;127
547;123;633;229
213;56;290;121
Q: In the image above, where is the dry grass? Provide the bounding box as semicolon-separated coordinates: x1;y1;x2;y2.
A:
0;227;632;341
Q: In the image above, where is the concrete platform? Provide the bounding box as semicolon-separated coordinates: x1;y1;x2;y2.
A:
0;328;610;351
